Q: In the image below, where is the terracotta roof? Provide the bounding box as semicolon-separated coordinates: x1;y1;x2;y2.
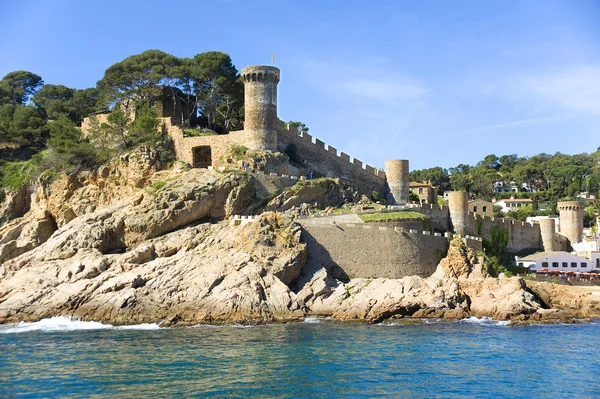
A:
409;182;435;188
502;198;533;203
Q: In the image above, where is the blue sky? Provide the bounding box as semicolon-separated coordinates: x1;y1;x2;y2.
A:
0;0;598;170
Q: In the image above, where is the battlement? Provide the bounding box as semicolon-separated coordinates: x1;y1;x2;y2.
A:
240;65;280;84
279;126;385;183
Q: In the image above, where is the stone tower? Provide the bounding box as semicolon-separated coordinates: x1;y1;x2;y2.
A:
241;65;280;151
385;160;409;204
539;217;557;252
448;191;469;236
558;201;584;245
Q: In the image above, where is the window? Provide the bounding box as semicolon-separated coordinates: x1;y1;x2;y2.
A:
418;188;423;194
542;262;548;268
571;262;577;268
518;262;523;267
562;262;568;268
552;262;559;268
473;206;478;212
581;262;587;268
483;206;487;212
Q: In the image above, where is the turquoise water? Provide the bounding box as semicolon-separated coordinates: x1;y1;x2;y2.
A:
1;317;599;398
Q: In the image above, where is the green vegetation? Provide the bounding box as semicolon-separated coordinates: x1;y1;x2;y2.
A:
230;145;249;160
359;211;429;223
410;152;600;204
287;121;309;133
151;180;167;191
0;49;244;190
183;128;216;137
409;191;420;202
484;226;510;261
0;159;38;190
371;190;386;203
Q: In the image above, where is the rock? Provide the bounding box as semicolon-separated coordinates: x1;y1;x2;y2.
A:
1;158;599;326
265;178;357;212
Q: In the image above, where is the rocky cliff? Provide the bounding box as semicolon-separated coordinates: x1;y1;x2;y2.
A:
0;155;599;325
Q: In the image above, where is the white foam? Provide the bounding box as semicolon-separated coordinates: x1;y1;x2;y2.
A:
0;316;161;334
303;317;322;324
116;323;161;330
461;316;510;326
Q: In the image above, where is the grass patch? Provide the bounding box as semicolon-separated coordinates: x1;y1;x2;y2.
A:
152;180;167;191
183;128;216;137
359;211;429;223
0;159;38;190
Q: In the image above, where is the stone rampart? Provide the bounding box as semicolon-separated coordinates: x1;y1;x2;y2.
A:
417;204;451;231
163;118;245;168
277;124;386;195
301;224;449;279
466;213;542;253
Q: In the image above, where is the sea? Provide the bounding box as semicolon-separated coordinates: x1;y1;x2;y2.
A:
1;317;599;398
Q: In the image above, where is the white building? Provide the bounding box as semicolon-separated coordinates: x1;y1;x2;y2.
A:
516;251;600;273
494;197;534;213
572;237;600;253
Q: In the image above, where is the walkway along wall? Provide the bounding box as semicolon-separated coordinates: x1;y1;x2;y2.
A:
301;224;449;279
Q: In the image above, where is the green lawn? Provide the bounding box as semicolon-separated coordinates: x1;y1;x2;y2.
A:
359;211;429;223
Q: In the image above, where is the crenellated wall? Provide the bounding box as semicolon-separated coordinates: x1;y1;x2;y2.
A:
301;223;449;279
417;204;451;231
465;213;542;253
276;123;386;195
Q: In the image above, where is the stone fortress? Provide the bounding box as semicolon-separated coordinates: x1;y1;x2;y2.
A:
82;64;587;279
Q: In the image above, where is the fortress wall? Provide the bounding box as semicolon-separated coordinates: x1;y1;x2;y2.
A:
81;114;110;137
466;213;542;253
277;125;386;195
301;224;449;279
164;118;244;167
554;233;570;252
417;204;451;231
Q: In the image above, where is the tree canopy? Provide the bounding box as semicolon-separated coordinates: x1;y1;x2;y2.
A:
410;150;600;203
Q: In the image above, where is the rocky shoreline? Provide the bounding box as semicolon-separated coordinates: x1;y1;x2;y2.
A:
1;157;599;327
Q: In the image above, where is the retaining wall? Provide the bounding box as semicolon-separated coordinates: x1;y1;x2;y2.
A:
301;224;449;279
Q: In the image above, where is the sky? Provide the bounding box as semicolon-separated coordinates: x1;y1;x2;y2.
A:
0;0;598;171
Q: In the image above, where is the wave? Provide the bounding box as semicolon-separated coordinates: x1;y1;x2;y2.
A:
0;316;161;334
303;317;322;324
460;316;510;326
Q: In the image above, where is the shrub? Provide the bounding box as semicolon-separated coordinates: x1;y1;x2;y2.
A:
231;145;248;160
0;159;38;190
284;143;304;166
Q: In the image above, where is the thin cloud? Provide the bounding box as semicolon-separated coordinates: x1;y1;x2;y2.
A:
298;56;429;107
517;65;600;115
469;115;568;132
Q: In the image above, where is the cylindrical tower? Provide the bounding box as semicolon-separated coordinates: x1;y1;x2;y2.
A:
385;159;409;204
538;217;557;252
558;201;584;245
448;191;469;236
241;65;280;151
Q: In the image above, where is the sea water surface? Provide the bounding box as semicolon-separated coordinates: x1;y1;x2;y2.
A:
1;317;599;398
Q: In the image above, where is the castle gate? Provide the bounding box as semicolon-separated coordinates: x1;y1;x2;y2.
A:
192;146;212;168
